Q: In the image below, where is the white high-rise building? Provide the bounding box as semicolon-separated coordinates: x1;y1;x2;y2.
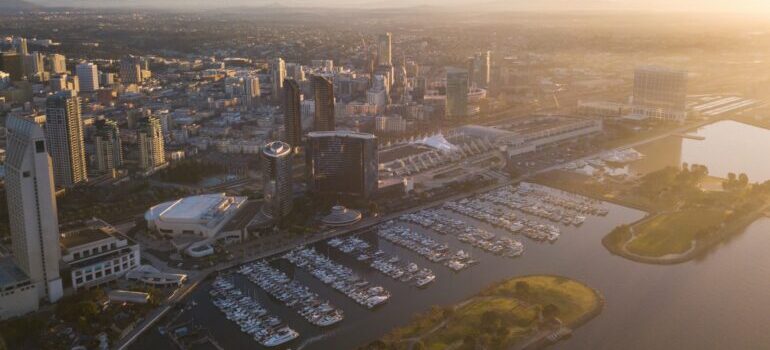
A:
76;62;99;92
5;115;63;304
45;91;88;187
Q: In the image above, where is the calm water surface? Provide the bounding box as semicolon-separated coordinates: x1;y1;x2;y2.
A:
632;120;770;181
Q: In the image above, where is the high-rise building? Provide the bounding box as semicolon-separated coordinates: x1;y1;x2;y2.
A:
261;141;293;219
244;76;261;107
93;118;123;173
377;33;392;67
45;92;88;188
5;114;63;304
306;131;378;198
312;76;335;131
286;62;305;81
632;66;688;122
446;67;469;118
469;51;491;88
283;79;302;150
1;52;24;81
17;38;28;55
76;62;99;92
137;116;166;172
120;55;143;84
23;52;45;80
47;54;67;75
271;58;286;102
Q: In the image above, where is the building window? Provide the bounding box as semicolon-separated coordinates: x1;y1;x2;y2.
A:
35;140;46;153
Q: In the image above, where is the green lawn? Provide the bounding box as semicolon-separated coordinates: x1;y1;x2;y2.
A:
625;209;725;257
376;275;601;350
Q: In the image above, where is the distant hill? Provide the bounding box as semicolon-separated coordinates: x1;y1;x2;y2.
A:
0;0;38;10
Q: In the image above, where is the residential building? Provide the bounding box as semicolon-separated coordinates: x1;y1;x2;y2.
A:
136;116;166;172
45;91;88;187
75;62;99;92
93;118;123;173
120;55;143;84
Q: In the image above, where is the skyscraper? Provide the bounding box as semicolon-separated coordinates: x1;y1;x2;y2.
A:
306;131;378;198
17;38;28;55
446;67;469;118
271;58;286;103
261;141;293;219
244;76;261;107
120;55;143;84
45;91;88;188
93;118;123;173
76;62;99;92
47;54;67;75
283;79;302;150
312;76;335;131
471;51;491;88
632;66;688;122
137;116;166;172
23;52;45;80
5;115;63;303
377;33;392;67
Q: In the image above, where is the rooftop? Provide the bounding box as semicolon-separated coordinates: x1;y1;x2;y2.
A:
262;141;292;157
307;130;377;140
148;193;243;224
0;256;30;288
60;228;111;249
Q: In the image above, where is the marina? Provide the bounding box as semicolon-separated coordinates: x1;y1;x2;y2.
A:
283;247;392;309
400;209;525;258
209;276;299;347
376;222;477;271
237;261;344;327
327;236;437;287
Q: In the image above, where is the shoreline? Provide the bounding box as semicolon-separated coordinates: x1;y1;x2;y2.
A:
376;274;604;350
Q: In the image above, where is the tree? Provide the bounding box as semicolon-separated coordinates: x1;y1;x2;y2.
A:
739;173;749;187
543;303;560;320
514;281;530;296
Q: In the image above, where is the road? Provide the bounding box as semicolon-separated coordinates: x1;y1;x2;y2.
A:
113;118;714;350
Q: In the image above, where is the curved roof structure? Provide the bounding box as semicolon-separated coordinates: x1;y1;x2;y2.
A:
321;205;362;227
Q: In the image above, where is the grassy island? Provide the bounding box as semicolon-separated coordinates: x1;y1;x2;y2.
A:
366;275;602;350
537;164;770;263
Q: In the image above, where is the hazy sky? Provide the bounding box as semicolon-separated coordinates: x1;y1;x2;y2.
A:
23;0;770;12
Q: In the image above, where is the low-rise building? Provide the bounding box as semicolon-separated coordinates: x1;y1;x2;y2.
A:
145;193;248;241
59;220;141;292
0;257;39;320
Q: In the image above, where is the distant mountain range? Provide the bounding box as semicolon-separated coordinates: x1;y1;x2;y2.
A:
14;0;770;12
0;0;39;10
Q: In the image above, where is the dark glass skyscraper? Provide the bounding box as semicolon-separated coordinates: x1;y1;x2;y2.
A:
306;131;378;199
446;67;469;119
312;76;335;131
283;79;302;151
